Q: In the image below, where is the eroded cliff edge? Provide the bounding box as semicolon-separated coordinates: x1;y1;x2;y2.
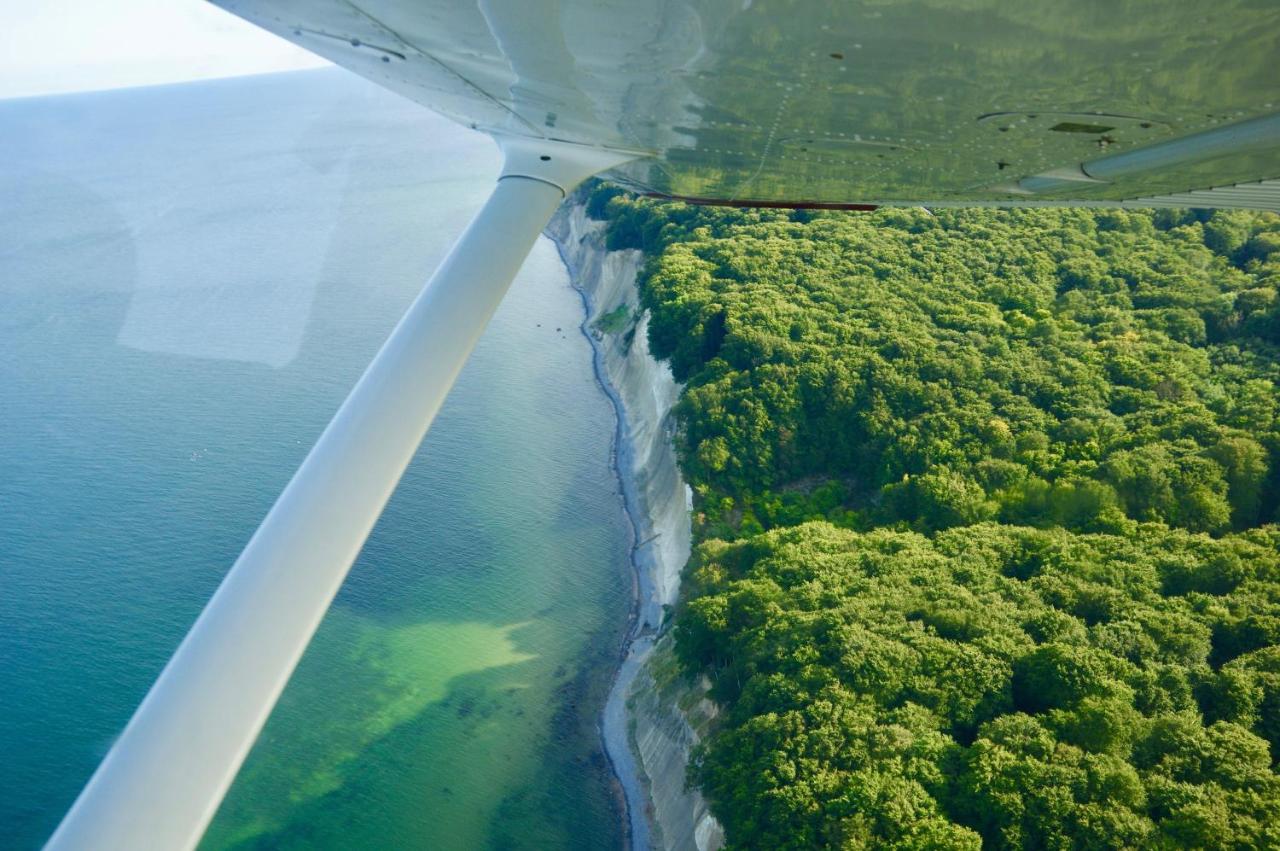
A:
547;198;723;851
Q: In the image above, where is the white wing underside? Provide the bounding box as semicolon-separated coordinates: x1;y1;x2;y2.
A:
214;0;1280;209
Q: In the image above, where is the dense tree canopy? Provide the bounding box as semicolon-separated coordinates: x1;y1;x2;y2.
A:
604;194;1280;538
585;183;1280;849
677;522;1280;849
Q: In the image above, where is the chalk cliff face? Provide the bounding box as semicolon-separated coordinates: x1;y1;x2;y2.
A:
547;200;722;851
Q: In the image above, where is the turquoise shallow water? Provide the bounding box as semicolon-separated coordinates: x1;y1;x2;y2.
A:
0;69;630;849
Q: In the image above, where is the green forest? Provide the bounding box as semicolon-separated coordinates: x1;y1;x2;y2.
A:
585;183;1280;848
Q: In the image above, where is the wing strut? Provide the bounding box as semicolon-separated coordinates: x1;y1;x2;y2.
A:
46;137;636;851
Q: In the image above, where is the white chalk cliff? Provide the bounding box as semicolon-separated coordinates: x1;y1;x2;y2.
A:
548;198;723;851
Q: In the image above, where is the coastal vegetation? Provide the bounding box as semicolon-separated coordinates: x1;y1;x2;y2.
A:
593;303;631;335
587;182;1280;848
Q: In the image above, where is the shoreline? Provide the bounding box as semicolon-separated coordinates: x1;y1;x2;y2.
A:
546;196;722;851
554;228;654;851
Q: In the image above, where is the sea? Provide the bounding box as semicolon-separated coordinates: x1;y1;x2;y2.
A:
0;68;632;849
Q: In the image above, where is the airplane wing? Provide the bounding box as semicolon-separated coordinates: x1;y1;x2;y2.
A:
212;0;1280;210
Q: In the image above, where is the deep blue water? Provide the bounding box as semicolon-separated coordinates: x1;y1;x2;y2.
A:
0;69;630;849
